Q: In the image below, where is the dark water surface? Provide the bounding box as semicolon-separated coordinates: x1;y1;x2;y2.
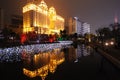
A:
0;44;120;80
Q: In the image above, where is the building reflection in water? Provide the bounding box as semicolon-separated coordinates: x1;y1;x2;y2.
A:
22;48;65;80
64;44;92;63
22;44;92;80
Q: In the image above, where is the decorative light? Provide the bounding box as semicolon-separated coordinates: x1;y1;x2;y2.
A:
22;0;64;34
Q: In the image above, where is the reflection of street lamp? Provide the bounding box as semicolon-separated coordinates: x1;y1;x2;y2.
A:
34;27;38;34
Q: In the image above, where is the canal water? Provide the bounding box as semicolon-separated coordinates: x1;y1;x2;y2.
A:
0;44;120;80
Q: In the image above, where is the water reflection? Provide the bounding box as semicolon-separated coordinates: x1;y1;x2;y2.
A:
64;44;93;63
22;48;65;80
0;43;94;80
1;44;119;80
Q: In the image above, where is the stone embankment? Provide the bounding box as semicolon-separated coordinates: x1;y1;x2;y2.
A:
92;42;120;69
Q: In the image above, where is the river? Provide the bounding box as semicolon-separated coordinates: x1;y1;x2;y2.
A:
0;43;120;80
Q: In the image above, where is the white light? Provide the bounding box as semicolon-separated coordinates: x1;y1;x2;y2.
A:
105;42;109;46
110;41;114;45
0;42;72;62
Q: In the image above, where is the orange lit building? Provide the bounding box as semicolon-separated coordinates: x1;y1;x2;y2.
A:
22;0;64;34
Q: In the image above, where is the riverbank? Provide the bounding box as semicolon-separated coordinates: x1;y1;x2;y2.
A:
0;41;73;62
91;42;120;70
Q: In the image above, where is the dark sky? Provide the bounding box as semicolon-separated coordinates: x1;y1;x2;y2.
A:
0;0;120;33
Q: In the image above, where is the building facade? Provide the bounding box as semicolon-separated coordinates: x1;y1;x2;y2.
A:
23;0;64;34
67;17;90;36
73;17;82;35
82;22;90;36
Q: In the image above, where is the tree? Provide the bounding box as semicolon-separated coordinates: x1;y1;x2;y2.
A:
96;27;112;41
59;29;68;40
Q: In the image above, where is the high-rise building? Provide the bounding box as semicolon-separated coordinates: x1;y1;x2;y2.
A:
68;17;82;35
73;17;82;35
68;17;75;34
68;17;90;36
23;0;64;34
82;22;90;36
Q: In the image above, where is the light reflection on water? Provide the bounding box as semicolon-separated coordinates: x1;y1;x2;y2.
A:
22;48;65;80
0;43;120;80
0;44;95;80
22;44;93;80
63;44;93;63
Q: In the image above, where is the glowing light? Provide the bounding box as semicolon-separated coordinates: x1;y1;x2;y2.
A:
23;68;37;78
23;3;47;15
20;33;27;44
22;47;66;79
105;42;109;46
23;0;64;34
0;42;72;62
110;41;114;45
56;15;64;22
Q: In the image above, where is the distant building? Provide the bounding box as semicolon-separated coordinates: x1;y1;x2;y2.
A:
22;0;64;34
74;17;83;35
67;17;90;36
0;8;4;29
67;17;75;34
82;22;90;36
109;15;120;31
67;17;82;35
0;9;23;34
9;15;23;34
11;15;23;27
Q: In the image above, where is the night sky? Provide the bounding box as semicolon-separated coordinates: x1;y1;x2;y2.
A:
0;0;120;33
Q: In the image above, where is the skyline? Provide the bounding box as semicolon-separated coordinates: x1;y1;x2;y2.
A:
0;0;120;33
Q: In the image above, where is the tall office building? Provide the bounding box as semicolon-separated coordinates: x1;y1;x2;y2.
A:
23;0;64;34
68;17;90;36
73;17;82;35
68;17;82;35
82;22;90;36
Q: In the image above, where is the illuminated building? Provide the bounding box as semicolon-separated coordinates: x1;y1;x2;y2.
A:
22;0;64;34
82;22;90;35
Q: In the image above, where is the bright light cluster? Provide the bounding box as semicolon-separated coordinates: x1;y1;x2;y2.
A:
0;41;72;62
23;3;48;15
56;15;64;22
23;0;64;34
23;48;65;79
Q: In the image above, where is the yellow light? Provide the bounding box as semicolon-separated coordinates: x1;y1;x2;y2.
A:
23;65;49;79
56;15;64;22
23;68;36;78
23;3;36;13
23;0;64;34
23;3;48;15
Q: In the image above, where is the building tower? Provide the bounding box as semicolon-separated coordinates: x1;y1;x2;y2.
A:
114;14;118;24
114;14;119;30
